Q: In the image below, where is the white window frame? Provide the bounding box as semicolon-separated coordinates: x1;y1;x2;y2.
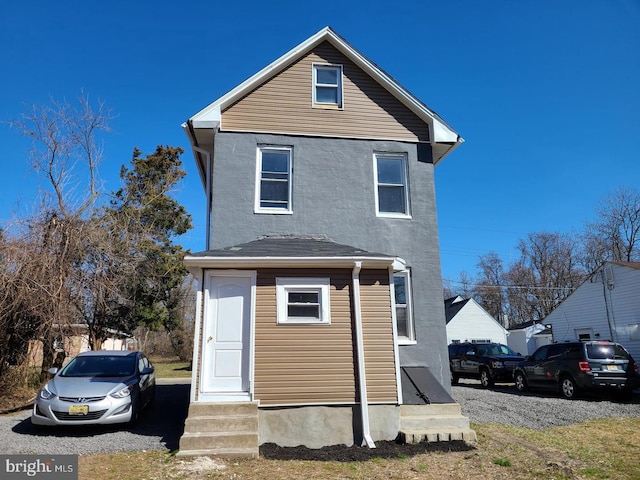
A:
392;270;415;344
312;64;343;108
373;153;411;218
276;278;331;325
254;146;293;214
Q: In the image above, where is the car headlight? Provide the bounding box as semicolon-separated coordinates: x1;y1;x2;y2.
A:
39;384;56;400
110;385;134;399
491;360;504;369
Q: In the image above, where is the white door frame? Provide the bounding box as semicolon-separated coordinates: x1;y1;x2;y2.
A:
200;270;256;402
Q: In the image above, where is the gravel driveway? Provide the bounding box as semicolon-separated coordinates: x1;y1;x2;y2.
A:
1;378;639;455
0;379;190;455
452;379;640;428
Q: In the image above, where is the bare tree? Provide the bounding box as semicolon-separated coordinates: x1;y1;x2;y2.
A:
474;253;507;324
582;187;640;271
4;95;111;378
507;232;585;323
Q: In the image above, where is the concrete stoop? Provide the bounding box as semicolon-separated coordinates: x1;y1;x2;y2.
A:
398;403;477;444
177;402;259;458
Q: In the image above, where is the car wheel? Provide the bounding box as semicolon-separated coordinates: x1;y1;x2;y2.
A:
451;373;460;385
514;372;527;392
479;369;494;388
560;376;578;399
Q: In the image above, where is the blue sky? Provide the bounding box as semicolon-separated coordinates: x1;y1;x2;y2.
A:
1;1;639;284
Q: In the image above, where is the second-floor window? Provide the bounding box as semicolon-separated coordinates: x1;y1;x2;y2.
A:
313;64;343;108
374;153;410;217
255;146;293;214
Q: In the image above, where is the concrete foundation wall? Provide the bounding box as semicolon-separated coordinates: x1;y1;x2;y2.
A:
258;405;400;448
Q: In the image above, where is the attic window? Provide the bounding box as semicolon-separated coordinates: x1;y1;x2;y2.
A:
313;64;343;108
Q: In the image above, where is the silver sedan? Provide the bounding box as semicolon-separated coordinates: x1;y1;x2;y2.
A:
31;350;155;426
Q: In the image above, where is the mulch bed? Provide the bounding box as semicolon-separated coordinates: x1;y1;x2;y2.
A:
260;440;473;462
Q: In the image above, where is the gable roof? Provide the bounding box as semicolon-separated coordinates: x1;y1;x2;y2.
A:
444;296;471;324
184;26;462;167
184;235;404;274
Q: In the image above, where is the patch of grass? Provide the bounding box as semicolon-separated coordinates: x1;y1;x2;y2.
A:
152;361;192;379
76;418;640;480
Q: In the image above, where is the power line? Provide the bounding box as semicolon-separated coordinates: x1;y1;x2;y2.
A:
442;278;576;292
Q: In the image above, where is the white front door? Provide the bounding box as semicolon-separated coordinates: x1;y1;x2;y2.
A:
202;272;254;400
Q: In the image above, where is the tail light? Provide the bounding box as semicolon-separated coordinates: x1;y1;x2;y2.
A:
578;361;591;372
634;362;638;374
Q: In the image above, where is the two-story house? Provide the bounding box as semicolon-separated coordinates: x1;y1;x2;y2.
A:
179;27;471;457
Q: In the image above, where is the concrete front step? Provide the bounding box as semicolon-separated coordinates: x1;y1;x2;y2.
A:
399;428;477;444
175;447;258;459
187;401;258;417
180;431;258;450
400;403;462;416
399;402;476;445
400;414;471;431
178;402;259;458
184;414;258;433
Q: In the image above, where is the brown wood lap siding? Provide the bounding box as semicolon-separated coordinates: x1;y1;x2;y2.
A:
359;270;398;404
253;269;357;406
221;42;430;143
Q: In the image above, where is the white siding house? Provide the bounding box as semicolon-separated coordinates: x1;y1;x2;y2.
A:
544;262;640;361
445;296;508;345
507;321;552;356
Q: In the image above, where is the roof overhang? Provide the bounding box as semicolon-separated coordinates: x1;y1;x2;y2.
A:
184;254;405;277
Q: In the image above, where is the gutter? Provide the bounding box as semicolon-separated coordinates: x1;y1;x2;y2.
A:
352;261;375;448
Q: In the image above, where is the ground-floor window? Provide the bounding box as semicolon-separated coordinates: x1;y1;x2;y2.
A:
276;277;331;324
393;270;415;343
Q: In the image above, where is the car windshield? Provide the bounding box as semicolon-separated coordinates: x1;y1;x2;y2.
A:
60;355;136;377
586;343;630;361
477;344;517;356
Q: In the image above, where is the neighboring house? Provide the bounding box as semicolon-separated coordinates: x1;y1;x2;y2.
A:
180;26;471;457
445;296;509;345
544;262;640;361
506;321;552;356
27;325;136;368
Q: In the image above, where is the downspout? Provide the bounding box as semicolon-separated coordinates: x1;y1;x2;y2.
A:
352;261;376;448
191;146;212;249
189;269;205;403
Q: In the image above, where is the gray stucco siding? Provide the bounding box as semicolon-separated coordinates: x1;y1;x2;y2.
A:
210;131;451;391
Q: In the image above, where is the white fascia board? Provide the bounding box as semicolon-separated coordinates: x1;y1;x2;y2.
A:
189;27;334;125
184;255;396;271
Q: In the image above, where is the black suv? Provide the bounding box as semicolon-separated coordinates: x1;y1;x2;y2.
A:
448;342;525;387
513;341;640;399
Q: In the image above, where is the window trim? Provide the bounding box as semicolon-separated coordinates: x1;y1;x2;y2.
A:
312;63;343;109
276;277;331;325
373;153;411;218
392;270;415;344
254;146;293;214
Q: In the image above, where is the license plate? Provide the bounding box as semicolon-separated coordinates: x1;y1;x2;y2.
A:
68;405;89;415
604;365;619;371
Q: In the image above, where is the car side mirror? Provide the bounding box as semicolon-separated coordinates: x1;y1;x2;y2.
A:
48;367;58;375
141;367;154;375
